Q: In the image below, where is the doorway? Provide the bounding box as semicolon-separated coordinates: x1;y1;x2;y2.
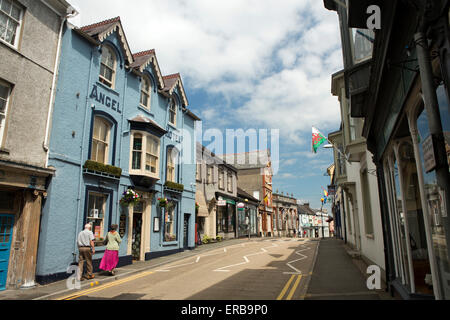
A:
183;214;190;249
132;202;144;261
0;214;14;291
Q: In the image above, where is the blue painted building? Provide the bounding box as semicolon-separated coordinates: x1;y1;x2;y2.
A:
35;17;200;283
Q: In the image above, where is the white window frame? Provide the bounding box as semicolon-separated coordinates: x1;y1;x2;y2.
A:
218;168;224;190
140;76;151;109
227;173;232;192
90;116;111;164
86;192;107;244
0;0;23;48
0;79;11;146
169;97;177;126
166;147;177;183
99;45;117;89
145;135;159;174
129;131;160;179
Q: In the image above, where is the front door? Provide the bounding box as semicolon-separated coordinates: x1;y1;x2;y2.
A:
0;214;14;291
132;211;143;261
183;214;190;249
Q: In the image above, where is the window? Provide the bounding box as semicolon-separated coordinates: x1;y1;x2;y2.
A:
145;136;158;174
349;28;374;64
361;169;374;235
164;204;177;242
166;147;178;182
196;163;201;181
169;97;177;126
0;0;22;47
227;173;232;192
0;80;11;144
132;134;142;170
207;165;213;184
99;45;116;88
130;131;160;177
140;76;151;109
87;192;107;244
218;168;224;189
91;116;111;164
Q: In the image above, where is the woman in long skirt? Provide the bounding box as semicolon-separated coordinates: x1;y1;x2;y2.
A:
100;224;122;275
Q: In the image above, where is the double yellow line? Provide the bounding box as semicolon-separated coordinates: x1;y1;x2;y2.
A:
277;274;302;300
55;270;154;300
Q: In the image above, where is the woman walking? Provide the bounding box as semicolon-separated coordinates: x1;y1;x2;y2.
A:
99;224;122;275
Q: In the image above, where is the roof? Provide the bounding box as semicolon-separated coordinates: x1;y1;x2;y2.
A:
237;187;260;203
130;50;165;89
197;142;237;172
78;17;134;65
218;150;271;170
161;73;188;107
298;204;316;215
129;115;167;135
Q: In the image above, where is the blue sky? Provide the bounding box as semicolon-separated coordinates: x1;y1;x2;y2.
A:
68;0;343;210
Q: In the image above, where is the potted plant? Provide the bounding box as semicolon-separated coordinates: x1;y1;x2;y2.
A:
120;189;141;207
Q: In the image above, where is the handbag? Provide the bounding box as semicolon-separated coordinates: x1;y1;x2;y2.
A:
103;232;109;246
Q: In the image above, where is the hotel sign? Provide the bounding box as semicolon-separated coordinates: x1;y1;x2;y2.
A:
90;84;122;114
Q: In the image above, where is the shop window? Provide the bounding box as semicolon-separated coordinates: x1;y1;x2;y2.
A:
0;0;23;48
140;76;151;109
164;204;177;242
0;80;11;145
99;45;116;88
349;28;374;64
87;192;107;245
91;116;111;164
416;84;450;299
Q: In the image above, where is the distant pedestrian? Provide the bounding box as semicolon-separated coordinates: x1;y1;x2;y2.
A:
100;224;122;276
77;223;95;280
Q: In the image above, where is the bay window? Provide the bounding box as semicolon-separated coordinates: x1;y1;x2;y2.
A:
130;131;160;178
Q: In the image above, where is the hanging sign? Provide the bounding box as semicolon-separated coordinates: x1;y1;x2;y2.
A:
422;135;436;173
217;200;226;206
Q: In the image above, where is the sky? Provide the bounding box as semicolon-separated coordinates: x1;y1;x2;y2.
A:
67;0;343;211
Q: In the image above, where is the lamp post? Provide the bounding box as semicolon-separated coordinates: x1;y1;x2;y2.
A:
320;198;325;239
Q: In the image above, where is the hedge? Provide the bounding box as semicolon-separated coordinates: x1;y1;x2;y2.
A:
83;160;122;177
164;180;184;192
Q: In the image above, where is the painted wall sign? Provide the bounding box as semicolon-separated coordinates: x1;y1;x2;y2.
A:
422;135;436;173
90;84;121;114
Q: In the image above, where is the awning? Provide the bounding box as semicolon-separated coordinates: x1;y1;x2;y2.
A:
195;190;209;217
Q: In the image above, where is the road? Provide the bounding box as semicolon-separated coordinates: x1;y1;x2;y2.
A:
53;238;319;300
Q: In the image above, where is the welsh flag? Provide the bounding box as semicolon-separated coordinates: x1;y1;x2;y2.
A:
312;126;327;153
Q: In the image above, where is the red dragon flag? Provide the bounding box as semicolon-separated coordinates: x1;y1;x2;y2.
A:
312;126;327;153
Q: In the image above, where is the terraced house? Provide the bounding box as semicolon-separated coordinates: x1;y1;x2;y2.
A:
35;16;200;284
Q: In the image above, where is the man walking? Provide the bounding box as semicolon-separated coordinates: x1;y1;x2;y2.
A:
77;224;95;280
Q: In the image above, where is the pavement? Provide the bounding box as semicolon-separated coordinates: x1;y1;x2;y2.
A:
304;238;395;300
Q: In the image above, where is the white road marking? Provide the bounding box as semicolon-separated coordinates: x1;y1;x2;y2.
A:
284;241;311;275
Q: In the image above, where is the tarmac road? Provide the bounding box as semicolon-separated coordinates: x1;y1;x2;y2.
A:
52;238;319;301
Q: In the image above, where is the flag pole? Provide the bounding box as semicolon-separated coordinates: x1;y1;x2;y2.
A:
313;126;350;162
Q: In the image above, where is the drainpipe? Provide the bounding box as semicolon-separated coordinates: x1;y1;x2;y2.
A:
43;7;79;166
415;18;450;299
73;47;95;259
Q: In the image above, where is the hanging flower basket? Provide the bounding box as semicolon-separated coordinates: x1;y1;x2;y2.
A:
195;202;200;213
120;189;141;207
158;197;168;208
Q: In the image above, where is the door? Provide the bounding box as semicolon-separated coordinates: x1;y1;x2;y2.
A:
183;214;190;249
0;214;14;291
132;212;142;261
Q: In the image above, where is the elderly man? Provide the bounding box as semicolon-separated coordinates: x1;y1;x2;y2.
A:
77;224;95;280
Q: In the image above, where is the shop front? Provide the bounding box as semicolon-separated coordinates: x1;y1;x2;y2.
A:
216;195;237;239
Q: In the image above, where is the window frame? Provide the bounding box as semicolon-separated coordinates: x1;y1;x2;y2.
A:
140;75;151;110
169;97;177;126
86;191;107;244
90;116;111;165
163;203;177;242
129;130;160;179
0;0;24;48
166;147;178;183
99;45;117;89
227;172;233;192
0;79;11;146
